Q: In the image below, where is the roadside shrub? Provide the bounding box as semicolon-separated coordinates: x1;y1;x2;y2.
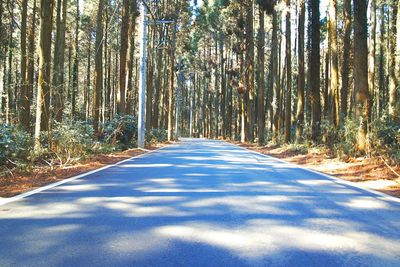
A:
332;117;358;159
368;113;400;164
103;115;138;148
0;124;33;165
146;128;167;144
49;121;94;163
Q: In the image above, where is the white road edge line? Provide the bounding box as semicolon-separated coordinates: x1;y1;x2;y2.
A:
0;144;173;207
227;141;400;204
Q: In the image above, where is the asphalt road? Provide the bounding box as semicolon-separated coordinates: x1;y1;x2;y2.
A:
0;139;400;267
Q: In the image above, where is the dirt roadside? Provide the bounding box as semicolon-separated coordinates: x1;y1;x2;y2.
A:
233;142;400;198
0;143;169;198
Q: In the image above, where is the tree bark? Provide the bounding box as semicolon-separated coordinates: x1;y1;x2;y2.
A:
93;0;104;134
296;0;305;142
310;0;321;143
19;0;29;130
353;0;370;152
329;0;340;128
34;0;54;151
284;0;292;143
257;7;265;145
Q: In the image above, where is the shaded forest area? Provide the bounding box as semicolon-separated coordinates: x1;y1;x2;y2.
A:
0;0;399;175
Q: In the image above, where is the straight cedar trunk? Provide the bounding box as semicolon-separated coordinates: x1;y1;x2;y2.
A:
284;0;291;143
71;0;79;119
220;34;226;139
19;0;29;130
118;0;130;115
378;3;385;117
126;0;137;116
84;33;91;121
27;0;37;126
0;0;3;120
353;0;369;152
395;0;400;122
328;0;340;128
389;0;399;123
52;0;67;123
245;0;255;143
168;26;177;141
272;9;280;143
368;0;376;121
296;0;305;142
341;0;351;119
34;0;54;151
310;0;321;143
93;0;104;134
257;8;265;146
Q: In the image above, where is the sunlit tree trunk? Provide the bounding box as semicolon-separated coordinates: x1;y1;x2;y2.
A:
272;9;280;143
368;0;376;121
329;0;339;128
19;0;29;130
26;0;37;129
71;0;79;119
296;0;305;142
310;0;321;142
257;7;265;145
354;0;369;152
388;0;400;123
93;0;104;134
284;0;291;143
341;0;351;120
52;0;67;123
34;0;54;151
245;0;255;142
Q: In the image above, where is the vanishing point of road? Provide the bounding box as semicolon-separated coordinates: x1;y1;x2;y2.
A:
0;139;399;266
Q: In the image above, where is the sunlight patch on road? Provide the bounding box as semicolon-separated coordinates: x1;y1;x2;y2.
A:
339;197;391;210
154;219;400;260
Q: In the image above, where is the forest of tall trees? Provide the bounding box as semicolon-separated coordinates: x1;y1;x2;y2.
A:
0;0;399;167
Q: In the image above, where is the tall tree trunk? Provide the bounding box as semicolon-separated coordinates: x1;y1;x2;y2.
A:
284;0;292;143
118;0;129;115
310;0;321;142
341;0;351;120
368;0;376;121
245;0;255;142
272;9;280;143
296;0;305;142
329;0;340;128
126;1;137;116
52;0;67;123
257;7;265;145
389;0;399;122
168;26;176;141
378;2;385;117
26;0;37;129
72;0;79;119
19;0;29;130
354;0;370;152
93;0;104;134
34;0;54;151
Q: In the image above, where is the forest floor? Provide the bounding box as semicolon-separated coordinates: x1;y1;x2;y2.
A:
0;143;169;198
232;142;400;198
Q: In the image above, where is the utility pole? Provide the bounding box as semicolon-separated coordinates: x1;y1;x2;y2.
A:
138;2;174;148
137;2;147;148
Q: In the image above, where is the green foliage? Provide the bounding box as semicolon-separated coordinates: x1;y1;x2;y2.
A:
48;121;95;162
102;115;138;148
368;113;400;163
146;129;168;145
0;124;33;165
332;118;359;159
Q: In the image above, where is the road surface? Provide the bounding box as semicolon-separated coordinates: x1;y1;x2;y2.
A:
0;139;399;266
